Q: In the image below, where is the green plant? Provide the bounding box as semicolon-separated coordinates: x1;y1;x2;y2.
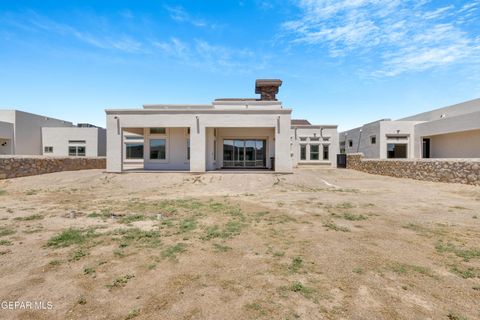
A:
83;267;95;275
49;259;62;266
14;214;43;221
436;241;480;262
161;243;186;259
213;243;232;252
77;295;87;305
125;308;140;319
447;312;468;320
47;228;98;248
289;282;314;298
107;274;135;289
119;214;147;224
179;218;197;233
451;266;476;279
323;221;349;232
353;267;364;274
70;249;88;261
114;228;162;248
0;227;15;237
0;239;12;246
0;189;7;196
390;263;436;278
342;212;367;221
289;257;303;273
25;189;38;196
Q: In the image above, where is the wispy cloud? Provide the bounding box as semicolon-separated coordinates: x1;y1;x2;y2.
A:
0;10;261;73
283;0;480;76
164;5;209;28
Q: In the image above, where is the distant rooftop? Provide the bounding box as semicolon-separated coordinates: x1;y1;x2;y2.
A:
291;119;311;126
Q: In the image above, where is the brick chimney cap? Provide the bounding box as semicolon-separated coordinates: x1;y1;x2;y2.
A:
255;79;282;93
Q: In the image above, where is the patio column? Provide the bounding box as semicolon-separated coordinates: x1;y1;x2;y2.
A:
190;117;206;172
274;115;293;173
106;115;123;173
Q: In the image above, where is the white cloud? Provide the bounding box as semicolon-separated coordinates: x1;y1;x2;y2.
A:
283;0;480;76
164;5;208;28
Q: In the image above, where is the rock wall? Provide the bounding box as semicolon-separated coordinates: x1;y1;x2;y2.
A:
346;153;480;186
0;156;106;179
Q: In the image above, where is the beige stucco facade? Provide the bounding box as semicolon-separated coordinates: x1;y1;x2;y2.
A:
340;98;480;159
42;127;107;157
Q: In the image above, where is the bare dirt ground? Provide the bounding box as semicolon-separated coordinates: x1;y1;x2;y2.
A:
0;167;479;320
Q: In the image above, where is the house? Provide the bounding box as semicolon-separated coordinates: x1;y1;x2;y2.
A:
42;124;106;157
0;109;106;157
0;110;72;155
106;79;338;173
339;98;480;159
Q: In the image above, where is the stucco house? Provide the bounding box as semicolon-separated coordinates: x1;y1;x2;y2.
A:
106;79;338;173
0;109;106;157
340;98;480;159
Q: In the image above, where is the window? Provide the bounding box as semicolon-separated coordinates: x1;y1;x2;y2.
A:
150;139;166;160
348;140;353;147
150;128;166;135
126;143;143;159
370;136;376;144
69;146;85;156
44;146;53;153
310;145;319;160
299;137;307;141
125;135;143;140
387;143;407;159
300;145;307;160
323;145;329;160
213;138;217;161
322;137;330;141
68;140;86;144
187;139;190;160
310;137;320;141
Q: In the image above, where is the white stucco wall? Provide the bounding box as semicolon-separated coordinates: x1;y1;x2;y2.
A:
340;121;381;159
0;121;14;155
292;126;338;166
423;129;480;158
106;109;292;173
42;127;104;157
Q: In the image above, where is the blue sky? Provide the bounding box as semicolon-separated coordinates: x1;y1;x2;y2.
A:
1;0;479;130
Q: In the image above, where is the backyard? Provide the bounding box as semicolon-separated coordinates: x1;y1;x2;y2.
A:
0;168;479;320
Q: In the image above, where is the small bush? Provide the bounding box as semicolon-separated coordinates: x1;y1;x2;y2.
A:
451;266;476;279
0;239;12;246
70;249;88;261
119;214;147;224
342;213;367;221
323;221;349;232
213;243;232;252
179;218;197;233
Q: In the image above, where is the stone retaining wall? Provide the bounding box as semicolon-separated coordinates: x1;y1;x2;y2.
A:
0;156;106;179
346;153;480;186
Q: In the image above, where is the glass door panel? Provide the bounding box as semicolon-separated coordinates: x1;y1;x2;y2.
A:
223;139;267;168
245;140;256;167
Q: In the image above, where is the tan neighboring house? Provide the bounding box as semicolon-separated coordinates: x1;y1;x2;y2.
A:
340;98;480;159
0;109;106;157
106;79;339;173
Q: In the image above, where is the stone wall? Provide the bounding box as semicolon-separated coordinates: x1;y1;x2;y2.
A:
346;153;480;186
0;156;106;179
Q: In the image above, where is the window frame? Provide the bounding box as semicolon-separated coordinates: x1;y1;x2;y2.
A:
44;146;53;153
300;144;307;161
323;145;329;160
68;146;86;157
309;144;320;161
149;138;167;161
370;136;376;144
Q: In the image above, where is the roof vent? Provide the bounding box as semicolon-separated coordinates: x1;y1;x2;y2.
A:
255;79;282;101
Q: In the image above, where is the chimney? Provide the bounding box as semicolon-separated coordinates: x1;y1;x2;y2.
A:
255;79;282;101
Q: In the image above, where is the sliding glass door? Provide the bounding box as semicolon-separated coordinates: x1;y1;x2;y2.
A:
223;139;266;168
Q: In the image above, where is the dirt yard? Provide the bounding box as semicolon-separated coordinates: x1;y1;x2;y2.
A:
0;168;479;320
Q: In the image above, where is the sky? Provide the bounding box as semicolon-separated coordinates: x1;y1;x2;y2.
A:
1;0;479;130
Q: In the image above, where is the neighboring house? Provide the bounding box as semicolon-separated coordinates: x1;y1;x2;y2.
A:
292;120;338;167
0;109;106;157
105;79;338;173
42;124;106;157
0;110;72;155
340;98;480;159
